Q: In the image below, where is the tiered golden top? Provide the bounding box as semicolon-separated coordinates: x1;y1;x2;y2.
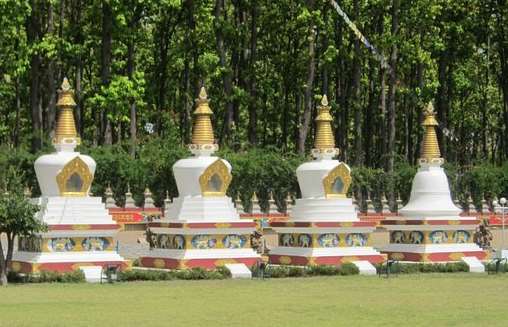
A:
420;102;441;160
54;78;80;145
191;87;215;145
314;95;335;150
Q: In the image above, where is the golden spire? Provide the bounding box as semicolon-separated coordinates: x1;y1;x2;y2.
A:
420;102;441;160
314;95;335;150
191;87;215;145
54;77;80;145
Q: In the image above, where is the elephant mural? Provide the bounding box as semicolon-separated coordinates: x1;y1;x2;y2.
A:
391;231;406;244
298;234;312;248
280;234;294;247
409;231;424;244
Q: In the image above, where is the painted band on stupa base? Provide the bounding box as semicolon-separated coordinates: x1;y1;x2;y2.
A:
269;95;385;266
140;87;260;270
12;78;127;273
380;102;486;262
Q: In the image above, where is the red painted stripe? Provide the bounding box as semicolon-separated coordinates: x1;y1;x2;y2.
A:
382;219;479;226
268;254;385;266
140;256;260;270
49;224;120;231
270;221;376;228
383;250;487;262
11;260;128;273
148;222;257;229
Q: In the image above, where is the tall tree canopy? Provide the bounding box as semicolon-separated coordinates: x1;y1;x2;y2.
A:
0;0;507;168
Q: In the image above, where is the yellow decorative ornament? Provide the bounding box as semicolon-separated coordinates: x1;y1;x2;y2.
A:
214;259;236;267
390;252;405;261
53;77;81;145
420;102;443;164
314;95;335;150
199;159;232;197
322;163;352;198
11;261;22;273
449;252;465;261
279;256;292;265
56;156;93;196
153;259;166;269
191;87;215;145
312;95;339;158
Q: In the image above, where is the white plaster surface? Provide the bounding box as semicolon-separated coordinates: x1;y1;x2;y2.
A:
79;266;103;283
399;165;462;219
352;260;377;275
35;150;96;197
225;263;252;279
461;256;485;273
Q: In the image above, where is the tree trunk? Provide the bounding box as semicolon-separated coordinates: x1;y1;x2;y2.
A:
214;0;234;145
436;52;449;159
248;0;258;145
127;40;137;156
0;238;6;286
297;0;317;154
386;0;398;173
352;0;362;165
386;0;399;209
46;2;57;138
28;0;42;152
364;58;376;166
101;0;113;145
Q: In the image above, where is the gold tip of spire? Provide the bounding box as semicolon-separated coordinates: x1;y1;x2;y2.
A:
314;94;335;150
420;101;441;161
199;86;207;100
54;77;80;145
191;86;215;145
321;94;328;107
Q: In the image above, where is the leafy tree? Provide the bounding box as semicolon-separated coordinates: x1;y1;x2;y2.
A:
0;193;45;286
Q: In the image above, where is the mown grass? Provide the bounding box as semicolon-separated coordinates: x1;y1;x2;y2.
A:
0;274;507;327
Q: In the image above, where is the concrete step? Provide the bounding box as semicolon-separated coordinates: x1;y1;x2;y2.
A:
461;256;485;273
225;263;252;279
79;266;103;283
352;260;377;275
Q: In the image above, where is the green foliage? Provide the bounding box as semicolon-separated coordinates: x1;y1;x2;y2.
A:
117;267;231;281
375;262;469;274
251;263;360;278
0;143;506;208
8;270;86;283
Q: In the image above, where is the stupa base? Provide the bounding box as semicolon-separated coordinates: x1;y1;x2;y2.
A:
140;249;260;270
381;243;487;262
10;251;127;273
269;247;385;266
381;218;487;262
269;220;384;265
140;221;261;270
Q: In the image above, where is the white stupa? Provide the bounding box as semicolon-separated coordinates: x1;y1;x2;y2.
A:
140;87;260;270
269;95;384;270
381;103;486;263
11;78;125;274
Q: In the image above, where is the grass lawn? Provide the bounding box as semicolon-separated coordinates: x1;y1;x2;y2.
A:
0;274;507;327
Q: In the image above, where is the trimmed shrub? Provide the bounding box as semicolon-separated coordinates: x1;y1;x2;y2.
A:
8;270;86;283
376;262;469;274
117;267;231;281
252;264;359;278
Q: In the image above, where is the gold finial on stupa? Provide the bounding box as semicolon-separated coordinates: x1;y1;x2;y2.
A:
54;77;80;145
420;102;441;160
314;95;335;150
191;86;215;145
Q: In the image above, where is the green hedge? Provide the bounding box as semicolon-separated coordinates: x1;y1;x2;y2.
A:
375;262;469;274
117;267;231;281
251;263;360;278
8;270;86;283
1;141;507;210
